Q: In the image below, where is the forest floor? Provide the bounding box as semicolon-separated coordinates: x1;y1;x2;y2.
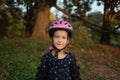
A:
74;44;120;80
0;38;120;80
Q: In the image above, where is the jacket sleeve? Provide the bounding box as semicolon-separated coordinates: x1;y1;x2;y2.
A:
35;55;48;80
69;55;82;80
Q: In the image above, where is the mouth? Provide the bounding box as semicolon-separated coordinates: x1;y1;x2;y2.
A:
56;43;63;45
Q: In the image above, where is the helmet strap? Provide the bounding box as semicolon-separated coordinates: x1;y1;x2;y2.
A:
52;44;68;59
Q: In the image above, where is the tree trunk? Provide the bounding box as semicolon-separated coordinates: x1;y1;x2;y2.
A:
25;5;35;37
31;3;50;40
100;0;111;44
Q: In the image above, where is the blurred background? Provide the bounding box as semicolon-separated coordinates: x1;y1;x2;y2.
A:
0;0;120;80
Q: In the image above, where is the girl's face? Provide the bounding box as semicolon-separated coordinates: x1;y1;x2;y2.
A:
53;30;69;50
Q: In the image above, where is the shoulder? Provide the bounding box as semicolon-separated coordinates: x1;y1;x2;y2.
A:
67;52;76;61
41;52;52;60
68;52;76;58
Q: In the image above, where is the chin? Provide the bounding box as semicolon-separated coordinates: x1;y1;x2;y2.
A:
56;46;64;50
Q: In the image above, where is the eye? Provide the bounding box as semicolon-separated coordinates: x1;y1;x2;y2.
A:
54;35;59;38
62;36;67;39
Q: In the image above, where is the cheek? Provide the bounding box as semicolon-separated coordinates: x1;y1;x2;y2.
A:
52;38;57;44
66;40;69;44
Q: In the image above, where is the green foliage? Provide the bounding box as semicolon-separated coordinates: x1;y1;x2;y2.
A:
114;60;120;68
6;7;26;38
7;21;26;38
72;21;92;49
62;0;92;16
50;12;56;22
0;38;50;80
111;32;120;42
88;12;103;26
87;12;103;43
73;22;91;42
0;0;25;38
96;76;106;80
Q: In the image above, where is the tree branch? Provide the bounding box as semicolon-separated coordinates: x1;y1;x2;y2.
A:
113;26;120;32
54;5;72;16
54;5;102;30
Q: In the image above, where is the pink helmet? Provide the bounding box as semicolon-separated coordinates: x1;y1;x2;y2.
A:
48;20;73;37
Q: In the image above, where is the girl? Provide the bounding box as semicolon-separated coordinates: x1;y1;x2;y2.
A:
35;20;82;80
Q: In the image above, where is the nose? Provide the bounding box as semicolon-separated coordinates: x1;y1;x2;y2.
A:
58;37;62;42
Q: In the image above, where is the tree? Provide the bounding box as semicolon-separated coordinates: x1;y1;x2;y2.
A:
23;0;36;37
22;0;57;39
53;0;120;44
87;12;103;42
1;0;120;44
2;0;57;39
0;0;8;37
31;2;49;39
0;0;25;37
99;0;120;44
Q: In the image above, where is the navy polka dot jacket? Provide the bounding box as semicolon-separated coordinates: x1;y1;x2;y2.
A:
36;52;82;80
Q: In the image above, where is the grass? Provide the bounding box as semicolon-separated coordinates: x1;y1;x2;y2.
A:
0;38;49;80
0;38;120;80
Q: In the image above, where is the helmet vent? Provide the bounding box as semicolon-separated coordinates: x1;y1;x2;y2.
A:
68;25;71;27
51;24;53;26
60;21;62;24
65;23;68;25
55;22;58;24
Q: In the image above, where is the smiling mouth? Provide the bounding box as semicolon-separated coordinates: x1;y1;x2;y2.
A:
56;43;63;45
57;44;62;46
